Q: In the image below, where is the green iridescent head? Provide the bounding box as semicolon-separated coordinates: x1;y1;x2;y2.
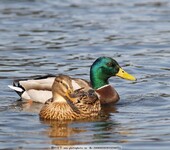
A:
90;57;136;89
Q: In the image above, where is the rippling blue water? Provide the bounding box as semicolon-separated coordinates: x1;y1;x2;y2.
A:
0;0;170;149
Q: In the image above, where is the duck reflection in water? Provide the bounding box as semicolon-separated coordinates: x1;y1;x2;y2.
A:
40;119;88;145
40;114;111;145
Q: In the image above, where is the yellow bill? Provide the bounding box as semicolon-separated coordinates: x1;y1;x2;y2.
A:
116;68;136;81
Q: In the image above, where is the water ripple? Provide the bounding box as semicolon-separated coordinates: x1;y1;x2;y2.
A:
0;0;170;149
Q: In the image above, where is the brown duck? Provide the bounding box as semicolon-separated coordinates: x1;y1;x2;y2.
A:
39;75;101;120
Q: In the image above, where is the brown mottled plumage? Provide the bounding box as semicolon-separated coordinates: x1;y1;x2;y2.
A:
39;75;101;120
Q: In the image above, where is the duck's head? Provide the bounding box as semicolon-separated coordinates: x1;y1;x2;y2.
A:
52;75;75;102
90;57;136;89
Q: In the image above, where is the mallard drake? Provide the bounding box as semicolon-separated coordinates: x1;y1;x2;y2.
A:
8;57;136;104
39;75;101;120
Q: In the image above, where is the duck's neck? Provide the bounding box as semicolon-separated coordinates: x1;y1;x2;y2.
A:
90;69;109;90
53;93;67;103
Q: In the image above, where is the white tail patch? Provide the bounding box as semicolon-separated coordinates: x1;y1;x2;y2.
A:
8;85;24;92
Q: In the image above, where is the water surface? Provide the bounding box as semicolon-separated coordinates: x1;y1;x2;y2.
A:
0;0;170;149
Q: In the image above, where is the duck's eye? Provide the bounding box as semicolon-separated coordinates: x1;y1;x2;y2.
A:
107;62;113;67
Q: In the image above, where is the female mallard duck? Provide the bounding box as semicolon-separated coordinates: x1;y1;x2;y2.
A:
39;75;101;120
8;57;136;104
